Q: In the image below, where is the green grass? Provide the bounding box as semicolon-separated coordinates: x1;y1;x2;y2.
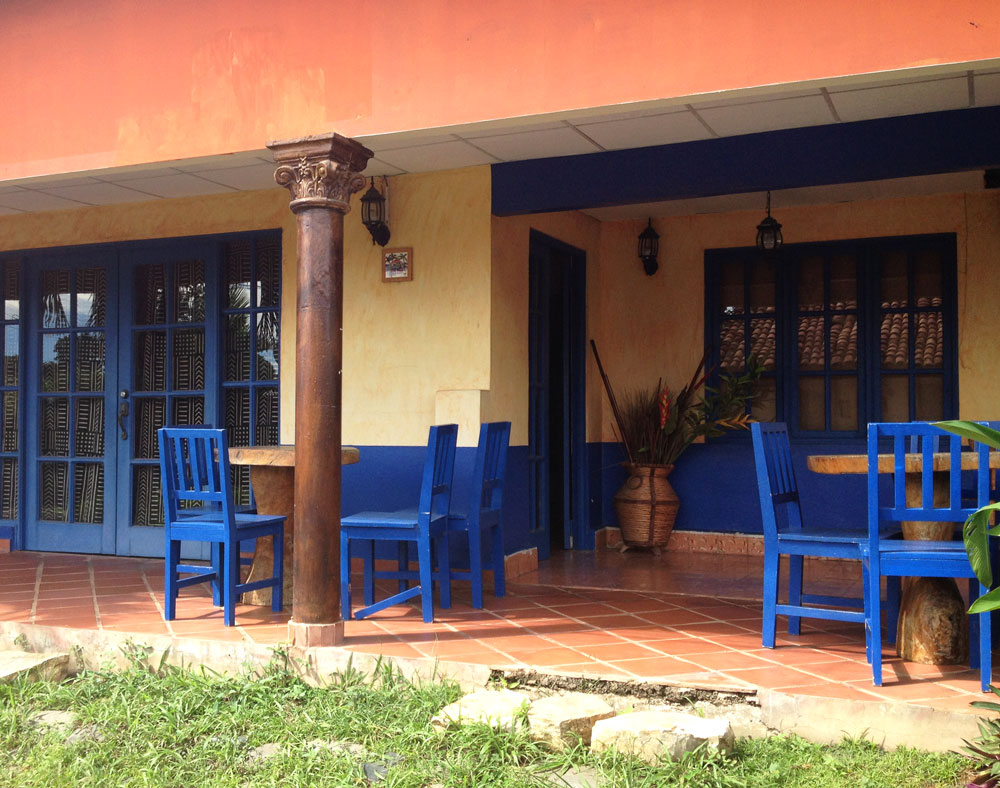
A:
0;648;971;787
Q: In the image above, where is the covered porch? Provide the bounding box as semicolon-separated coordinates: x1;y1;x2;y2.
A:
0;549;989;726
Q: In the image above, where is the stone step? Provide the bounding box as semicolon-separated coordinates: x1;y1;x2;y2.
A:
0;650;71;683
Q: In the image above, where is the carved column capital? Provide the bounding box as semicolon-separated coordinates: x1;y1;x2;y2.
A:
267;133;373;214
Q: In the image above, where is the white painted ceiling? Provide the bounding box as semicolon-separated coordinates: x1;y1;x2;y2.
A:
1;64;998;218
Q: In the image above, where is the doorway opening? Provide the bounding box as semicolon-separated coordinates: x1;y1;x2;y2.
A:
528;231;588;561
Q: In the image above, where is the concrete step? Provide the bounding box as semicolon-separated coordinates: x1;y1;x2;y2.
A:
0;650;71;683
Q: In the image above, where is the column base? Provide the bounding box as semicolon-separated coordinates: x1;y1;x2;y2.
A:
288;619;344;648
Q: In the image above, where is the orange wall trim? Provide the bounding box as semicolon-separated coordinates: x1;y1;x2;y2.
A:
3;0;1000;180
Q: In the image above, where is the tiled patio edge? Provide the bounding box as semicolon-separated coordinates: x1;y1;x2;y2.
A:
0;620;984;753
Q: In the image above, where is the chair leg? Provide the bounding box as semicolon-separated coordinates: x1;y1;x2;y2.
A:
468;526;484;609
362;540;375;606
417;535;434;623
886;576;901;646
271;529;284;614
164;539;180;621
787;554;803;637
223;541;238;627
437;529;451;610
980;583;993;692
340;531;352;621
211;542;222;607
869;560;883;686
761;549;779;648
491;523;506;599
397;542;410;595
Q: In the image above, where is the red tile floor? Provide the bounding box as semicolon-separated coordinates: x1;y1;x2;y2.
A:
0;547;990;714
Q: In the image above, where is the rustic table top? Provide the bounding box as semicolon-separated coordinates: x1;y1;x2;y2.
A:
228;445;361;467
807;452;1000;474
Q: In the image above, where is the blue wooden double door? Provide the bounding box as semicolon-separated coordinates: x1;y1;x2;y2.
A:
20;234;280;557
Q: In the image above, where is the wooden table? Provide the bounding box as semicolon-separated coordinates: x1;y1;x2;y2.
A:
807;451;1000;665
229;445;361;606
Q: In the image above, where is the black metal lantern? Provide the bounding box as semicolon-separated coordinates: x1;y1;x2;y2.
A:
638;218;659;276
755;190;783;253
360;177;391;246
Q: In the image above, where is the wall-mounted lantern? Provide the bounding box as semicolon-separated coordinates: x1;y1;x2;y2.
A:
360;177;391;246
755;190;783;253
638;218;659;276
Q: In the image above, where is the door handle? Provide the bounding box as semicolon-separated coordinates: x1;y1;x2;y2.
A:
118;391;129;441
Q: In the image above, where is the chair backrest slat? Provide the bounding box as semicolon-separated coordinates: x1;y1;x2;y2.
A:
751;422;804;541
417;424;459;525
468;422;511;525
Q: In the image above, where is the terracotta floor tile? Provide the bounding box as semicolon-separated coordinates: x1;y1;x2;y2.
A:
411;638;495;659
683;650;777;671
609;657;705;678
845;677;967;701
33;615;99;628
545;602;624;619
502;646;594;667
785;682;888;702
347;642;425;659
543;629;630;648
637;609;714;627
937;675;997;694
794;659;890;684
719;665;825;690
436;651;524;667
744;647;848;666
576;642;660;661
635;637;732;656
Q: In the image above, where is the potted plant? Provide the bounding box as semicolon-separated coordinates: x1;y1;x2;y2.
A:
592;343;763;553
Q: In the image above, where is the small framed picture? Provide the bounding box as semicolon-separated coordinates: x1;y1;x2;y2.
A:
382;247;413;282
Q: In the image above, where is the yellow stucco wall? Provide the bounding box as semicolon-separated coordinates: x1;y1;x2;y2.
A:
593;191;1000;441
342;166;493;447
487;211;603;446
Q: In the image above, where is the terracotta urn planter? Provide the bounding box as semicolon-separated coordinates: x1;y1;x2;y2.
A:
613;463;679;554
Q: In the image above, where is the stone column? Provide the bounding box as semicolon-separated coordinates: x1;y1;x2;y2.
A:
267;133;373;647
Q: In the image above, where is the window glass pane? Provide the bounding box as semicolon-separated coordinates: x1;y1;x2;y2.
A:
797;256;823;311
134;331;167;391
720;261;743;316
749;260;775;312
257;237;281;308
76;332;105;392
75;398;105;458
225;388;250;448
749;318;775;369
76;268;106;328
134;397;165;459
881;375;909;422
798;377;825;431
4;326;18;386
881;251;908;307
751;377;776;422
915;374;944;421
225;315;251;381
256;313;279;381
914;250;942;306
132;465;162;526
1;391;17;452
1;458;17;519
914;311;943;369
829;255;857;309
73;464;104;524
830;376;858;431
225;241;252;309
134;264;167;325
41;334;70;392
830;314;858;370
4;262;19;321
40;462;69;521
719;320;744;373
880;312;909;369
798;317;825;371
174;260;206;323
41;270;71;328
172;396;204;426
255;388;280;446
173;328;205;390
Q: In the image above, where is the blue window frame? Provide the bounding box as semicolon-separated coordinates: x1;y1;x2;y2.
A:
220;234;282;506
705;234;958;439
0;261;20;544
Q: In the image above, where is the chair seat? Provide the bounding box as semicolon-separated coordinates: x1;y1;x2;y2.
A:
343;511;435;528
777;525;902;544
172;512;284;531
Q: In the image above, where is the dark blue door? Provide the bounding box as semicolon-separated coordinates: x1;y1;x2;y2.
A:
25;253;119;553
24;244;217;557
116;243;218;557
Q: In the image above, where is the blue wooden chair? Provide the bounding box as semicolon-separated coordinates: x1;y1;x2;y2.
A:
158;427;284;626
865;421;994;691
752;422;900;648
341;423;458;624
447;421;511;608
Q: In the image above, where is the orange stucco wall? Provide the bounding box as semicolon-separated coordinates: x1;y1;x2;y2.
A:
3;0;1000;180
